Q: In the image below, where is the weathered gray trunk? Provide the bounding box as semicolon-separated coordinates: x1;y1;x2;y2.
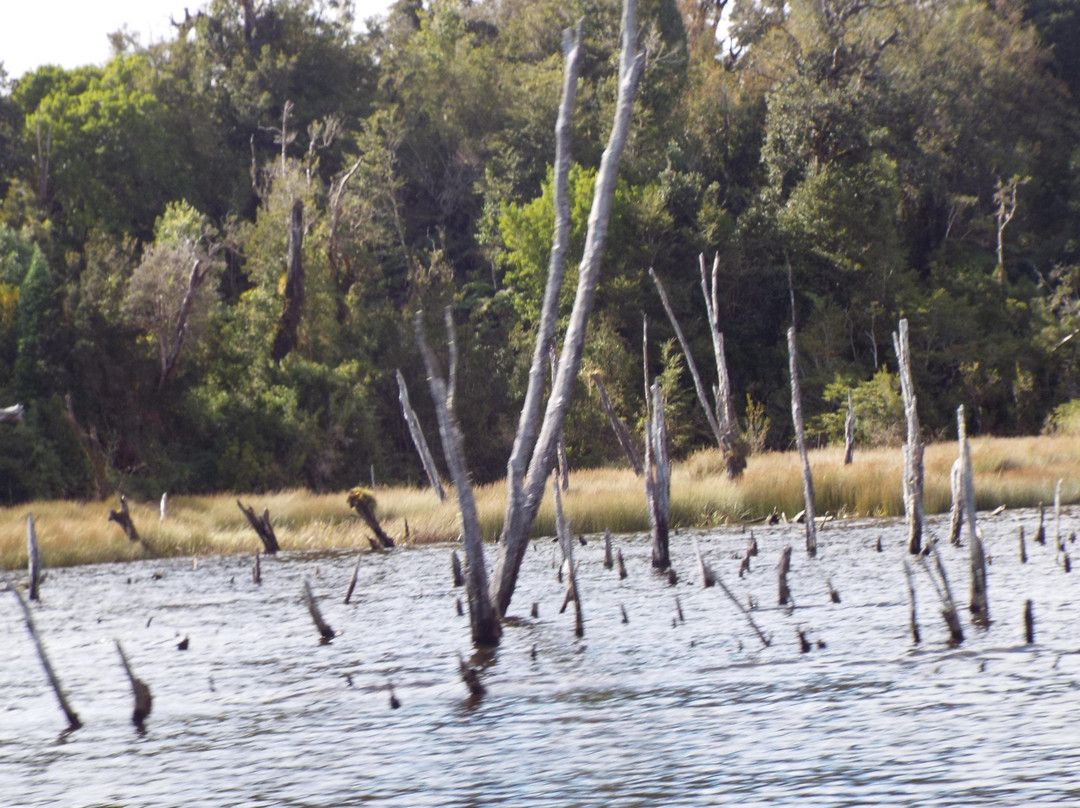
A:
396;370;446;501
843;391;855;465
645;381;671;570
948;458;964;545
787;327;817;557
416;309;500;647
553;473;584;637
270;198;305;362
238;501;280;553
491;4;644;617
893;319;924;555
27;514;42;602
778;545;793;606
957;405;989;626
699;253;745;479
13;587;81;732
590;373;642;475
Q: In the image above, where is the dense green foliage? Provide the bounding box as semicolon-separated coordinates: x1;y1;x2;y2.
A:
0;0;1078;503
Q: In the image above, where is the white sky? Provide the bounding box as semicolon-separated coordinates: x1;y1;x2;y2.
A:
0;0;393;81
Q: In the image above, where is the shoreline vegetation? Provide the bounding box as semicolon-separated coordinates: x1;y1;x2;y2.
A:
2;433;1078;571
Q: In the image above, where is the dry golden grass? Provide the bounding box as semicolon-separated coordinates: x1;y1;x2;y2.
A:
2;434;1078;570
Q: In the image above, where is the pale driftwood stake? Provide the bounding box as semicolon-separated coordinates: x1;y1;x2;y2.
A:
13;587;81;732
1024;599;1034;644
490;2;645;617
778;545;793;606
549;346;570;492
396;370;446;501
957;405;989;626
27;514;42;601
590;373;643;475
451;551;464;588
893;319;924;555
303;579;335;643
553;472;584;638
787;327;817;557
616;548;628;579
902;560;921;644
343;551;362;604
700;253;745;479
237;501;280;553
948;458;964;545
108;493;140;543
416;308;499;646
603;529;614;569
645;380;672;570
1054;478;1063;552
159;492;168;522
115;640;152;732
693;535;717;588
1035;502;1046;545
843;390;855;465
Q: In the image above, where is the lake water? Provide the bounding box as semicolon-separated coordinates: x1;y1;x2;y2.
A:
3;508;1079;807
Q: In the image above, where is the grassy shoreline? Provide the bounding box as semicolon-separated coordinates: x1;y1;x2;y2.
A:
2;434;1078;570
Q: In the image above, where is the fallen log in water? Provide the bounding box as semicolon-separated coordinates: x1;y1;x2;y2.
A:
13;587;81;732
713;571;771;648
115;640;152;732
302;580;335;643
27;514;42;601
237;501;280;554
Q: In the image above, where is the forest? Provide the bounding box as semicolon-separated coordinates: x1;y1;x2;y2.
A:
0;0;1078;505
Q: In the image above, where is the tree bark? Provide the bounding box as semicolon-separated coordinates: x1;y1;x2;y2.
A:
27;514;42;601
646;381;671;570
843;390;855;465
159;257;211;391
699;253;745;479
787;327;817;557
237;501;280;553
893;319;924;555
270;198;305;363
958;405;989;626
0;403;24;424
416;309;500;647
553;473;584;637
13;587;81;732
590;373;642;475
396;370;446;501
491;4;644;617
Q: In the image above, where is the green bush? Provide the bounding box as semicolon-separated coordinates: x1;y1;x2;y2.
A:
1044;399;1080;436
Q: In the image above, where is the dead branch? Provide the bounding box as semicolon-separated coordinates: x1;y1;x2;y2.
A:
787;327;817;557
346;487;394;549
237;501;280;553
303;579;335;643
396;370;446;501
13;587;81;732
115;640;152;732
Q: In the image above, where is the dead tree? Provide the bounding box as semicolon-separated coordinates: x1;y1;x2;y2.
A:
713;571;771;647
108;494;140;543
778;545;793;606
13;587;81;732
590;373;643;475
237;501;280;553
270;198;305;362
343;551;362;604
787;327;817;557
693;534;717;588
948;457;964;545
918;550;964;645
843;391;855;465
603;529;614;569
645;380;672;570
893;319;924;555
1024;599;1034;644
346;487;395;549
396;370;446;501
699;253;745;478
553;472;584;638
1019;526;1027;564
1054;478;1063;552
451;550;464;587
115;641;152;732
957;405;989;626
160;492;168;523
1035;502;1046;545
303;579;335;643
27;514;42;601
902;560;921;644
549;346;570;491
159;256;214;391
416;309;500;647
0;403;24;423
490;3;645;617
616;549;628;579
253;551;262;585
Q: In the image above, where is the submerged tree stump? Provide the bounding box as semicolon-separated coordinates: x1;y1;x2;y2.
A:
778;546;793;606
346;487;395;549
27;514;42;602
237;501;280;554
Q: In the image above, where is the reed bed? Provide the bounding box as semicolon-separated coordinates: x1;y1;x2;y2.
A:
2;434;1077;570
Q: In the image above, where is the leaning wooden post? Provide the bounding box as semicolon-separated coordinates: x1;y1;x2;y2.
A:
13;587;82;732
115;640;152;732
892;318;924;555
957;405;988;626
416;308;500;647
645;380;672;570
27;514;42;601
396;370;446;501
843;390;855;465
343;551;362;604
918;550;964;645
787;326;817;557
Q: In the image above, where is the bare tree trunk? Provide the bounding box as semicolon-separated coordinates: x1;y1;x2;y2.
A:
957;405;989;626
778;545;793;605
491;5;644;617
902;560;921;644
787;327;817;557
0;403;24;423
649;267;725;448
115;641;152;732
590;373;642;474
699;253;745;479
108;493;140;543
396;370;446;501
893;319;924;555
27;514;42;601
237;501;280;553
159;258;211;391
553;472;584;638
346;488;395;548
271;198;305;362
948;458;964;545
646;381;671;570
918;550;964;645
549;346;570;491
843;390;855;465
62;395;109;500
416;309;500;647
13;587;81;732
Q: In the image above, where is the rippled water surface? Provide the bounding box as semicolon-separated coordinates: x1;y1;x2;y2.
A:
4;508;1080;807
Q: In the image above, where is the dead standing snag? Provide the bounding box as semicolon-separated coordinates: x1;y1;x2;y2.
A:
346;487;395;549
237;501;280;554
